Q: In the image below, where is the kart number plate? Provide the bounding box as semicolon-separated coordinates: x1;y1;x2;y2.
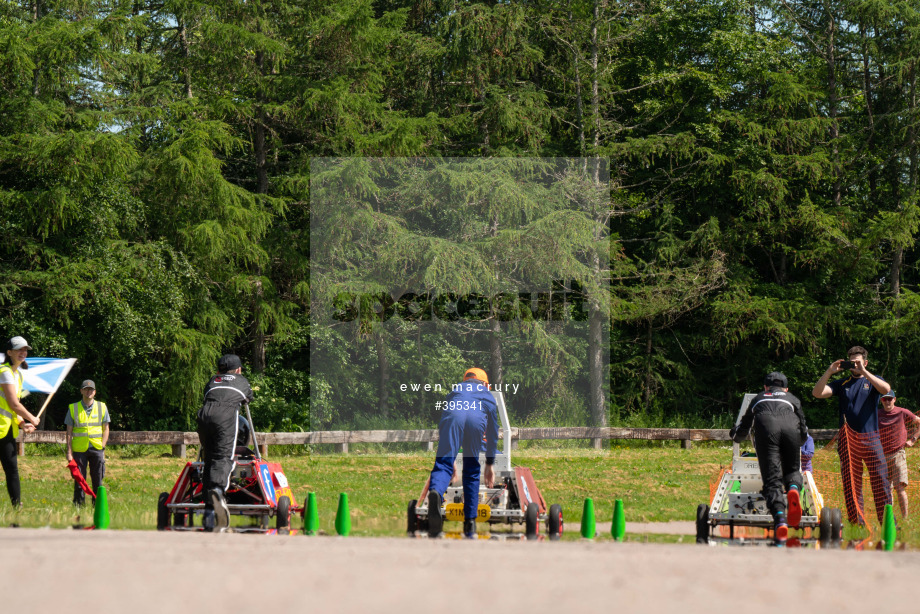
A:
274;472;288;488
445;503;491;522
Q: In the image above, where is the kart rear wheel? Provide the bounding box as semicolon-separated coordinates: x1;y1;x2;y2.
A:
547;504;563;540
157;492;169;531
819;507;832;542
525;502;539;539
276;495;291;530
830;507;843;541
407;499;418;536
695;503;710;544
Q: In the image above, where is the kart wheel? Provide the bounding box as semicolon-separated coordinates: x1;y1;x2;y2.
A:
695;503;710;544
819;507;832;542
547;504;563;541
830;507;843;541
276;496;291;530
525;502;539;539
157;492;169;531
407;499;418;536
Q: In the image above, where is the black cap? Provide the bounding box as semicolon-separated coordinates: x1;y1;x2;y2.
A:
81;380;96;390
764;371;788;388
217;354;242;373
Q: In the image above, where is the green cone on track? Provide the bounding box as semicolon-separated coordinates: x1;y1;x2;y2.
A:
94;485;110;530
581;498;595;539
335;493;351;536
612;499;625;541
304;492;318;535
883;503;896;551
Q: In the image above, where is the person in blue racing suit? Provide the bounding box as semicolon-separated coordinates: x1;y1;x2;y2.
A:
426;368;499;538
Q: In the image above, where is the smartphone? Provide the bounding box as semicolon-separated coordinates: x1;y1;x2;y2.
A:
840;360;856;370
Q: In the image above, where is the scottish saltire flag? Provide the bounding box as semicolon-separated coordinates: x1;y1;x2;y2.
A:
21;358;77;394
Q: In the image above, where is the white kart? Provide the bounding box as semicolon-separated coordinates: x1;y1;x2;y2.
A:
697;393;842;545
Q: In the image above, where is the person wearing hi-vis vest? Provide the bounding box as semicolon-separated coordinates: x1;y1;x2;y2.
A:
1;336;40;506
65;379;110;506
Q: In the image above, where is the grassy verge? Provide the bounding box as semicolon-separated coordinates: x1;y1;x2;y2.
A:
0;443;913;545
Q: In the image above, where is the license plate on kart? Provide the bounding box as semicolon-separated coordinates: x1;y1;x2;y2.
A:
444;503;491;522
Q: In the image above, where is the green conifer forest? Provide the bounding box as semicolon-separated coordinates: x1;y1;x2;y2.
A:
3;1;919;432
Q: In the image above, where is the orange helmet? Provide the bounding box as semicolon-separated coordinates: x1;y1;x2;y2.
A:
463;367;489;386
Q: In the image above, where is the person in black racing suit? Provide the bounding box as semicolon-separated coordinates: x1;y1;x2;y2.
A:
197;354;254;532
730;371;808;545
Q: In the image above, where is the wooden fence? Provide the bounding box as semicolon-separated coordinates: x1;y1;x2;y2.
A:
19;427;839;458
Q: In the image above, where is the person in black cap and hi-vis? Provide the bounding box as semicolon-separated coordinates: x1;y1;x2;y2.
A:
730;371;809;545
197;354;253;532
65;379;110;505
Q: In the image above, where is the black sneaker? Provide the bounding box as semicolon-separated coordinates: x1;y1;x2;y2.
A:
463;518;476;539
427;490;443;537
210;489;230;532
202;509;215;532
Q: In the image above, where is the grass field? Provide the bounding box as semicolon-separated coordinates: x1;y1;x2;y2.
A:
0;442;915;544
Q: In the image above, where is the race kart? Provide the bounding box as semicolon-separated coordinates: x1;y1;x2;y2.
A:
408;391;564;540
696;393;842;545
157;404;304;533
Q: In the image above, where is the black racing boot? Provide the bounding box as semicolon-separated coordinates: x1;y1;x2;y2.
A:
209;489;230;532
427;490;443;538
203;509;215;532
463;518;476;539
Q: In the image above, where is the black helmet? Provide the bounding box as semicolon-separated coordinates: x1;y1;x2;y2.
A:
236;415;252;448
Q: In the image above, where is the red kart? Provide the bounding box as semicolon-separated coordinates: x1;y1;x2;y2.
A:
157;406;303;533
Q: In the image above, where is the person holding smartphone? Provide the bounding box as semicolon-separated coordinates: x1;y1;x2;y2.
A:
812;345;891;525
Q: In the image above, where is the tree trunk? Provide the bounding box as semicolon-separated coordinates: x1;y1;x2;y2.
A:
570;10;586;158
490;318;503;391
489;214;502;388
250;48;269;371
643;319;653;411
826;16;841;208
32;0;42;97
179;21;193;99
376;329;389;419
591;0;600;158
251;278;266;373
589;293;606;446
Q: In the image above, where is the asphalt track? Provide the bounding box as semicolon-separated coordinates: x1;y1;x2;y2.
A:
4;528;920;613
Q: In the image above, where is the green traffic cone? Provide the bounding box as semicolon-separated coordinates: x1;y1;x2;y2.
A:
581;498;596;539
883;503;896;551
304;492;319;535
93;485;110;530
335;492;351;536
611;499;625;541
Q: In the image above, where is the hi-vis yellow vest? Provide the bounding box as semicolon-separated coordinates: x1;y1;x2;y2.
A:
0;364;24;440
69;400;108;452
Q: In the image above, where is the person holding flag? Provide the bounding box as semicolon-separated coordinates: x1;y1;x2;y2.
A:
65;380;110;506
0;336;40;506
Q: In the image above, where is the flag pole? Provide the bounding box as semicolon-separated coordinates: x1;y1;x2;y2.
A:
35;391;57;421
